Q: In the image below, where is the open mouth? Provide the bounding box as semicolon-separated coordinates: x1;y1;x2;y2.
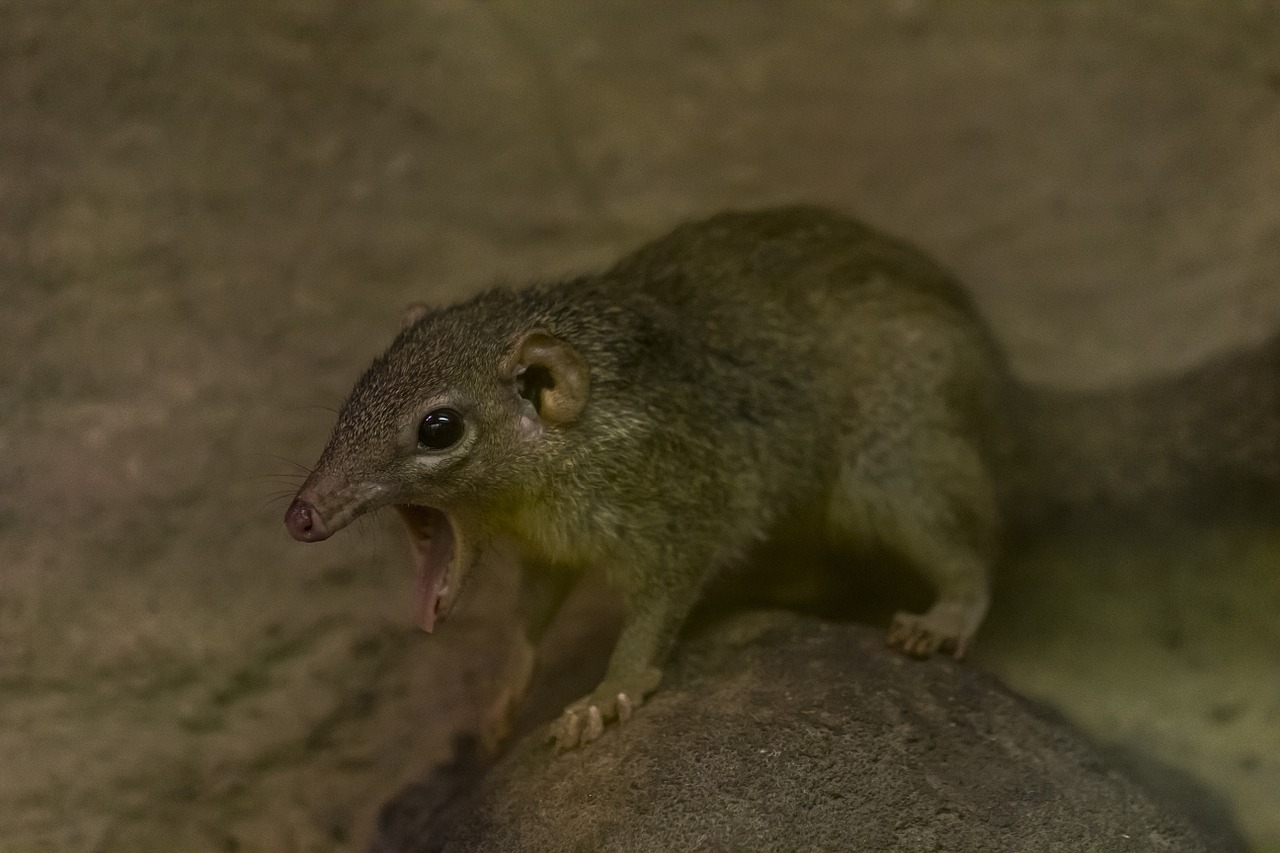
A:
395;505;461;632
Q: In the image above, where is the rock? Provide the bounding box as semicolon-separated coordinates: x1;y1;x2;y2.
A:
373;613;1242;853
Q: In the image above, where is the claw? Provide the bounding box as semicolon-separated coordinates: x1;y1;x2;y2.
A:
551;709;585;751
888;612;949;659
888;606;980;660
549;675;658;752
582;705;605;743
566;711;583;745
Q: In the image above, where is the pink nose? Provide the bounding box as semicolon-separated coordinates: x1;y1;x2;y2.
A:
284;498;331;542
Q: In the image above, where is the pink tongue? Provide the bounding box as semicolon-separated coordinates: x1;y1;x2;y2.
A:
396;505;456;634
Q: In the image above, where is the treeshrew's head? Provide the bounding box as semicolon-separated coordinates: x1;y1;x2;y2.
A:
284;295;589;631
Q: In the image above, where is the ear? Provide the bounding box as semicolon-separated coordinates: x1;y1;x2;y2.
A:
508;331;589;425
401;301;432;330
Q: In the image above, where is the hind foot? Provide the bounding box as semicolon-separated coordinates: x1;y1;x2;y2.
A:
888;598;986;660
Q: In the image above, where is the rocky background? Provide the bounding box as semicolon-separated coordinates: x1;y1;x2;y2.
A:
2;1;1279;850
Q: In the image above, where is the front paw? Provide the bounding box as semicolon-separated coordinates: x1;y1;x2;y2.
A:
547;667;661;752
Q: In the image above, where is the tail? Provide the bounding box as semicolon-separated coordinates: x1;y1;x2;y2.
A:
995;333;1280;531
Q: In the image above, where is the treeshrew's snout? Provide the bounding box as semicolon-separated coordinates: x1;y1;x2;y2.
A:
284;498;331;542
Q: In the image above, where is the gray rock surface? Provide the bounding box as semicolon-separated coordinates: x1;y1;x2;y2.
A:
374;613;1240;853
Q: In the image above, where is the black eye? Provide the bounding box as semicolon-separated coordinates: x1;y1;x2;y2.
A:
418;408;465;450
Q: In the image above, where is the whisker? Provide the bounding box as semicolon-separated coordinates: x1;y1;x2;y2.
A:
259;493;297;512
248;453;313;475
353;514;377;545
352;511;402;550
238;473;307;486
262;487;300;499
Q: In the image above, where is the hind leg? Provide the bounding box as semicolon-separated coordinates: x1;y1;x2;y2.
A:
829;427;1000;659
